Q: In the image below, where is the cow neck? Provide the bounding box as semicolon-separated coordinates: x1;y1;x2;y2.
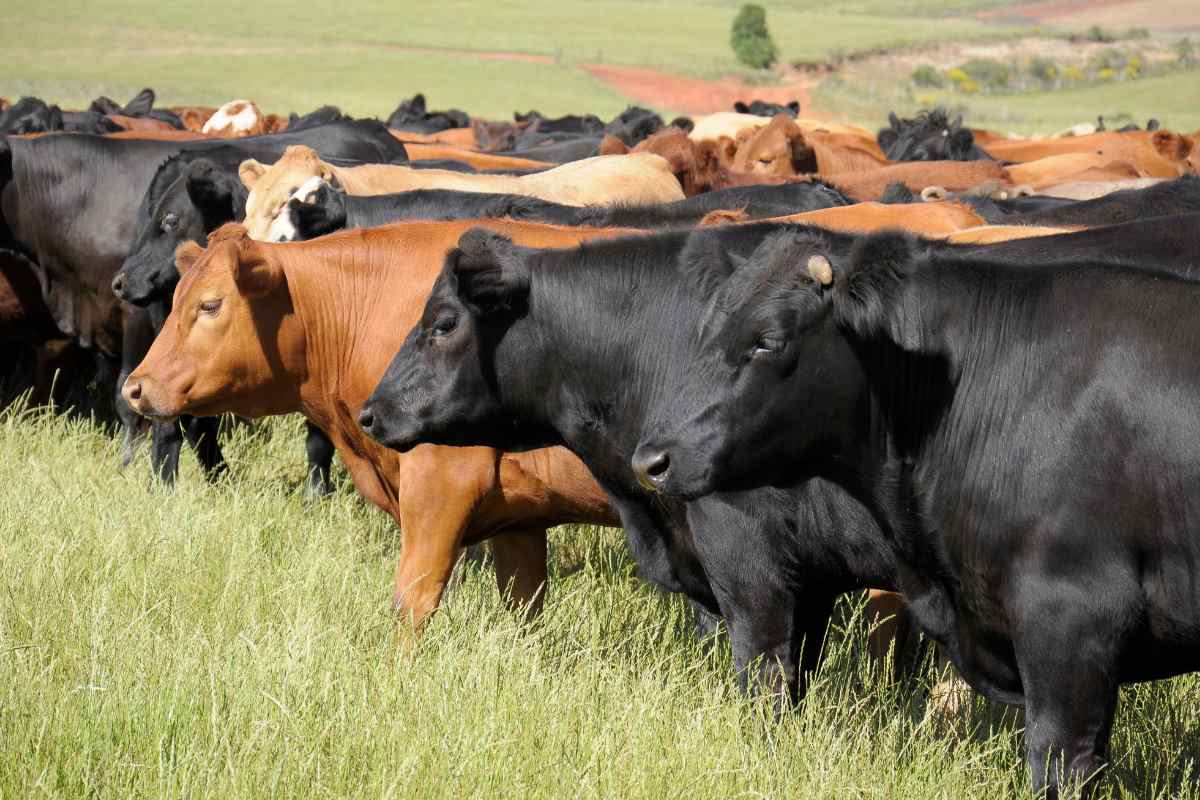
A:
517;233;696;484
281;233;401;426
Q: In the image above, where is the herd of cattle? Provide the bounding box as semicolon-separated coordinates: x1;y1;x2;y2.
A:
4;87;1200;797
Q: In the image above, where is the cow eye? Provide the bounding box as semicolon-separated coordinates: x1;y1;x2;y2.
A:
199;299;222;316
161;212;179;231
431;315;458;337
753;336;784;356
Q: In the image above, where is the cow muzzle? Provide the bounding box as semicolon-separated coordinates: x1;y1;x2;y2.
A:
121;375;179;422
631;446;671;492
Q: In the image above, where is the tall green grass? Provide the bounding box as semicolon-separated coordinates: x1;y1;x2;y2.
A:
1;403;1199;798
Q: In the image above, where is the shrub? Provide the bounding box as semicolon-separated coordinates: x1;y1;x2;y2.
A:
946;67;969;84
1063;65;1085;82
958;79;980;94
1175;37;1195;65
911;64;943;88
1085;25;1116;43
1089;48;1127;71
959;58;1011;89
730;5;778;70
1027;56;1058;83
1098;67;1116;81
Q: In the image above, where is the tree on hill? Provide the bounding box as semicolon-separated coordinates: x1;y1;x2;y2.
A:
731;4;778;70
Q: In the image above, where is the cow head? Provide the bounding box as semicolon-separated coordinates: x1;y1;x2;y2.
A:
115;158;245;306
359;228;533;453
240;145;336;240
122;224;303;421
264;177;346;242
1151;130;1200;175
731;114;816;177
632;227;867;498
201;99;267;137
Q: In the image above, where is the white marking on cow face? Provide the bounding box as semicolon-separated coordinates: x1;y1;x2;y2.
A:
266;176;327;242
202;99;262;135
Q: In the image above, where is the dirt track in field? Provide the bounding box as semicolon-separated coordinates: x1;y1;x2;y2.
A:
582;63;819;116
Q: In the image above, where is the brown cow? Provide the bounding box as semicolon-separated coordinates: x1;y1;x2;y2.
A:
122;220;632;634
402;142;552;172
238;145;685;238
389;127;478;148
700;199;987;237
0;250;60;343
826;160;1010;201
732;114;889;178
984;130;1197;178
1004;153;1145;189
170;106;219;132
600;128;719;196
106;114;178;133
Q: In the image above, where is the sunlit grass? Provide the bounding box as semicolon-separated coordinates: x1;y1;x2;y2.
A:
0;403;1197;798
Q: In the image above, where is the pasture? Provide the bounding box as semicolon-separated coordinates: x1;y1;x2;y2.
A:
2;405;1200;798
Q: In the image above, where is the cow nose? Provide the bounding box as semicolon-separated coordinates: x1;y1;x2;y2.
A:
632;448;671;491
123;379;143;407
357;407;375;433
111;271;126;299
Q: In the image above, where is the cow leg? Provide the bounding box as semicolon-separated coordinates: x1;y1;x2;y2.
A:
149;419;184;484
302;421;335;498
489;527;549;621
865;589;926;681
1013;585;1124;799
183;415;227;481
113;358;146;469
691;601;724;650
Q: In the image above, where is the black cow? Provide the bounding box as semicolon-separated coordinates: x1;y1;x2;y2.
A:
357;225;905;703
602;106;664;148
271;180;851;243
876;108;990;162
495;137;602;164
630;218;1200;797
734;100;800;118
2;121;402;478
386;93;470;133
968;174;1200;227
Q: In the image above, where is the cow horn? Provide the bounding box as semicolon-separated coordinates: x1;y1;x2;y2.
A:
920;186;947;201
807;254;833;286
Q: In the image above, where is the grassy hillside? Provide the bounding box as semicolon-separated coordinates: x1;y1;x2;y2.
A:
1;405;1199;798
1;1;1022;119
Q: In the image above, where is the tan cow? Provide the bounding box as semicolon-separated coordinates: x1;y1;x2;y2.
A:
985;130;1197;178
732;114;889;178
238;145;685;239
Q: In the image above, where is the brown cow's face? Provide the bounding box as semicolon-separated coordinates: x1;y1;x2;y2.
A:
731;114;809;177
240;145;333;240
123;233;296;421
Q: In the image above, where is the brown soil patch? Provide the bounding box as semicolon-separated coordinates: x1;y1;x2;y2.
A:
583;63;821;117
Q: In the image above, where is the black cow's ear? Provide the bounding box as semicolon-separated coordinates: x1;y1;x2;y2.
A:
788;101;800;114
733;101;749;113
448;228;531;313
678;228;746;298
186;160;242;227
289;184;347;239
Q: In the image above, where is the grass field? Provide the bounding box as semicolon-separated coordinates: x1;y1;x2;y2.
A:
1;404;1200;798
1;1;1024;119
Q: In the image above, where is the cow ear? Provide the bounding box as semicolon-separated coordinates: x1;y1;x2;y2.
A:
788;101;800;114
448;228;531;313
238;159;268;189
678;227;747;298
186;160;242;226
231;242;284;297
1151;130;1189;161
174;241;205;276
733;101;749;113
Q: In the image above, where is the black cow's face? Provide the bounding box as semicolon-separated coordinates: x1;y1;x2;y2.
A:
115;160;242;306
359;229;533;453
634;232;859;498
